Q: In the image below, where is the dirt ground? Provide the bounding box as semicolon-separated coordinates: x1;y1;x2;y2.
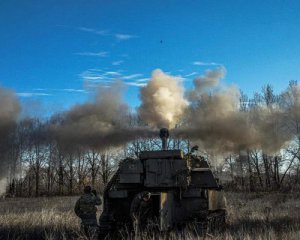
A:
0;192;300;240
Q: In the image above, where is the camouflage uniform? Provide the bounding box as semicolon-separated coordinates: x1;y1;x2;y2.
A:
130;192;153;235
75;191;102;238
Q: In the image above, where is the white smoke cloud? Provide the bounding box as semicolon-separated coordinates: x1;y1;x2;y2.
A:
138;69;188;128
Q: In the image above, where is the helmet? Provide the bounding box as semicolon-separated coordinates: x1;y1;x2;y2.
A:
84;185;92;194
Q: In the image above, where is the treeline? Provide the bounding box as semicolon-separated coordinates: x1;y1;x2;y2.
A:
3;115;188;197
219;81;300;192
3;81;300;196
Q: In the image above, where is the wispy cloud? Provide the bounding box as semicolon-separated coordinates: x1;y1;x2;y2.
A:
193;61;221;66
80;69;120;85
185;72;198;77
82;76;105;80
75;25;138;42
33;88;47;91
103;71;122;76
135;78;150;82
80;69;146;89
112;60;124;66
74;51;108;57
77;27;109;36
62;89;88;93
120;54;129;58
78;26;137;40
115;33;138;41
67;25;138;43
125;82;147;87
17;92;52;97
122;74;143;80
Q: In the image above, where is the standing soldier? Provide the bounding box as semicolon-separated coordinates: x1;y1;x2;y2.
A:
130;191;153;237
75;186;102;238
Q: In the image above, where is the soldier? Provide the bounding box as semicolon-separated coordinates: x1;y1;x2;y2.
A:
130;191;153;236
74;186;102;238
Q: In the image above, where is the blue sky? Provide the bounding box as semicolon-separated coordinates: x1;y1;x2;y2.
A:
1;0;300;115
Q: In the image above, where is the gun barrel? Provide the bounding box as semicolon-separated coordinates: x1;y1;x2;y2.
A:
159;128;169;150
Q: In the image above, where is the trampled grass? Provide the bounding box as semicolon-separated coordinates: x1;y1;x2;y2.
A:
1;193;300;239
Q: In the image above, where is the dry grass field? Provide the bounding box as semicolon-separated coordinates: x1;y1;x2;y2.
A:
0;192;300;240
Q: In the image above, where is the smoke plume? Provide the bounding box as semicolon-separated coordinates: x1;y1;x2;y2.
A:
0;87;20;132
51;83;155;150
174;67;291;154
249;105;289;153
136;67;291;154
138;69;188;128
0;87;21;194
1;67;298;173
281;83;300;137
188;66;226;99
176;85;258;153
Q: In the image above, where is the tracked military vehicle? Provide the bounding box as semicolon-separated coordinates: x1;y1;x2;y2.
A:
99;128;226;239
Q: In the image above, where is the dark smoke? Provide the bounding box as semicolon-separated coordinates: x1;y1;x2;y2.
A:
175;85;258;153
0;87;21;193
249;104;290;153
0;87;20;133
173;67;292;155
51;83;156;150
1;67;298;174
135;67;293;155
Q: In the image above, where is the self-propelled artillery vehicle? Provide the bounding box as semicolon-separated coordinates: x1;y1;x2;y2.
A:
99;128;226;239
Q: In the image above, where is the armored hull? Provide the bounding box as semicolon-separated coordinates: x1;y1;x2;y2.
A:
99;129;226;239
